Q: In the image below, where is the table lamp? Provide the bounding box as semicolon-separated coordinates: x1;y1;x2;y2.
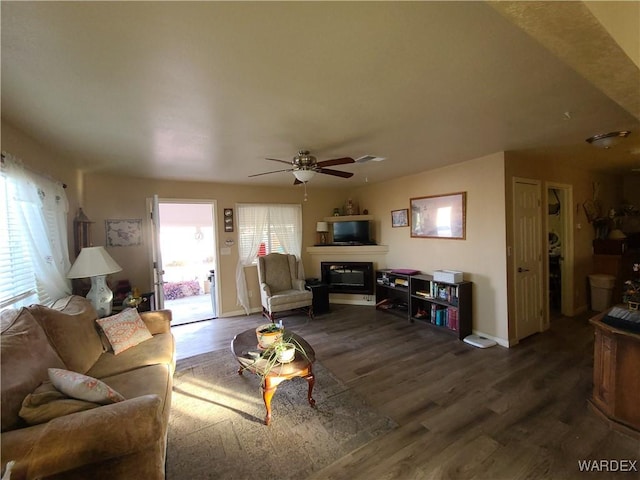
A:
67;246;122;317
316;221;329;245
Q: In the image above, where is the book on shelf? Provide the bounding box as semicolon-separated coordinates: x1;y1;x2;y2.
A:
415;290;431;298
447;307;458;331
394;278;409;287
429;283;459;304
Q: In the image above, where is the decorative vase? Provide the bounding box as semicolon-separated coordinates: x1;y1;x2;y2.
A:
256;324;283;349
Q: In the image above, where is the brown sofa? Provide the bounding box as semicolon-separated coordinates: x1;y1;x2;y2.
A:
0;295;175;480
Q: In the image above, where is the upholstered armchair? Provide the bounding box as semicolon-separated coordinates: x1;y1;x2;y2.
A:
257;253;313;321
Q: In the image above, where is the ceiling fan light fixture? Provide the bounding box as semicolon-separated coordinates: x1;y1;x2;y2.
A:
586;131;630;149
292;169;315;183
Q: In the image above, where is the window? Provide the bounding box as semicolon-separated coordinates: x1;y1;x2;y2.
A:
237;204;302;262
235;203;303;315
0;174;38;308
0;154;71;312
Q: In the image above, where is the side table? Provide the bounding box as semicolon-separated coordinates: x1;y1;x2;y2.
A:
306;282;330;315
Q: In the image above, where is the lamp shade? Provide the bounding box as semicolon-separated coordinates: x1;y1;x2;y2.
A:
316;221;329;233
292;169;315;183
67;246;122;279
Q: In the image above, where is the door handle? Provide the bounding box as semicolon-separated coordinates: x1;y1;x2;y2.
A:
518;267;530;273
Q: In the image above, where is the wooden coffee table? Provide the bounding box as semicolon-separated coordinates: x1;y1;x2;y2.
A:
231;328;316;425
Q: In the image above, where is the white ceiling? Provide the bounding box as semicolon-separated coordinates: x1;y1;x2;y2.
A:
2;1;639;187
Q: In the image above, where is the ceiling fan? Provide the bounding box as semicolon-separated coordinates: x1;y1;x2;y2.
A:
249;150;355;184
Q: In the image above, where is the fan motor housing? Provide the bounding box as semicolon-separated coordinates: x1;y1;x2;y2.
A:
294;150;316;169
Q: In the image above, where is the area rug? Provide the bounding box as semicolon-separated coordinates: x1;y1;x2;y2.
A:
167;349;397;479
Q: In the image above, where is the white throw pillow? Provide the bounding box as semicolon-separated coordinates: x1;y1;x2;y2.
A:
48;368;125;404
96;308;153;355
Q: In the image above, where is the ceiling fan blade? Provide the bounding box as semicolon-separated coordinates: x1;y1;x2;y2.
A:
317;168;354;178
248;168;292;177
265;157;293;165
316;157;355;168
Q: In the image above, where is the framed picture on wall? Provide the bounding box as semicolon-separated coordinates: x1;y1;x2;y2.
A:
105;219;143;247
391;209;409;228
223;208;234;232
410;192;466;239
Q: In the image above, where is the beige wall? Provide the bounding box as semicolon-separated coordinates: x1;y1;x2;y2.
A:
2;121;513;343
81;172;351;316
351;152;509;344
8;117;626;346
505;152;623;332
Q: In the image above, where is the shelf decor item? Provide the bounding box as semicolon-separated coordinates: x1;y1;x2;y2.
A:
410;192;466;239
391;209;409;227
433;269;463;283
316;221;329;245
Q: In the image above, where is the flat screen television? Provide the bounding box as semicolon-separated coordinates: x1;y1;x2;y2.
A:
332;220;372;244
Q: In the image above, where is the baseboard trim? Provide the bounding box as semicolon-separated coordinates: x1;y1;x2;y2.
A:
329;295;375;307
220;307;262;318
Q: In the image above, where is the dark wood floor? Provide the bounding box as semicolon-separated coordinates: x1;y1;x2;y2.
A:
172;305;639;479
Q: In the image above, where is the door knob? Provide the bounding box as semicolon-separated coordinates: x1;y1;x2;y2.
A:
518;267;529;273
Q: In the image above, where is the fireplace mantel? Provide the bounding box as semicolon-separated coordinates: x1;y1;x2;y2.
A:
306;245;389;256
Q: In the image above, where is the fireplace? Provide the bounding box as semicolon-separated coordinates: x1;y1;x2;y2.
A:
321;262;374;295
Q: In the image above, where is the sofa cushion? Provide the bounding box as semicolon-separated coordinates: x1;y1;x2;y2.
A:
268;289;313;308
101;363;173;425
19;381;99;426
1;308;66;432
96;308;153;355
49;368;125;404
30;296;104;374
86;332;175;379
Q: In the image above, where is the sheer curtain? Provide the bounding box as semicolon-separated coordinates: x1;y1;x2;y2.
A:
235;203;303;315
269;204;304;279
235;204;269;314
0;153;71;310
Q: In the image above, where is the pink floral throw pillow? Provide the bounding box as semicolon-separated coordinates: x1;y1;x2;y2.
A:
48;368;125;404
96;308;153;355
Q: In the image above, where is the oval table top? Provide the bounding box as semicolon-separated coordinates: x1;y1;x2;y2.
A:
230;328;316;377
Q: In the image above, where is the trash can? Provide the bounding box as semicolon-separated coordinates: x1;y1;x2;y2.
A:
589;274;616;312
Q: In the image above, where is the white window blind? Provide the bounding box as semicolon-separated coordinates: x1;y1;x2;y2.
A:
0;173;39;309
0;154;71;312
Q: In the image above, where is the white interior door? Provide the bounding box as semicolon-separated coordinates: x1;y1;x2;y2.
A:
513;179;543;341
150;194;165;310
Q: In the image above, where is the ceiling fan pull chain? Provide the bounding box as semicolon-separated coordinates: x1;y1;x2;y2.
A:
303;181;308;202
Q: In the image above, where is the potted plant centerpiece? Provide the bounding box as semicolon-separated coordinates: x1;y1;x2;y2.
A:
256;321;284;349
244;327;310;382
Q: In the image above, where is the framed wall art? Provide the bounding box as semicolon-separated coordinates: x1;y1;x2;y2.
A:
223;208;234;232
410;192;466;239
105;219;143;247
391;209;409;228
